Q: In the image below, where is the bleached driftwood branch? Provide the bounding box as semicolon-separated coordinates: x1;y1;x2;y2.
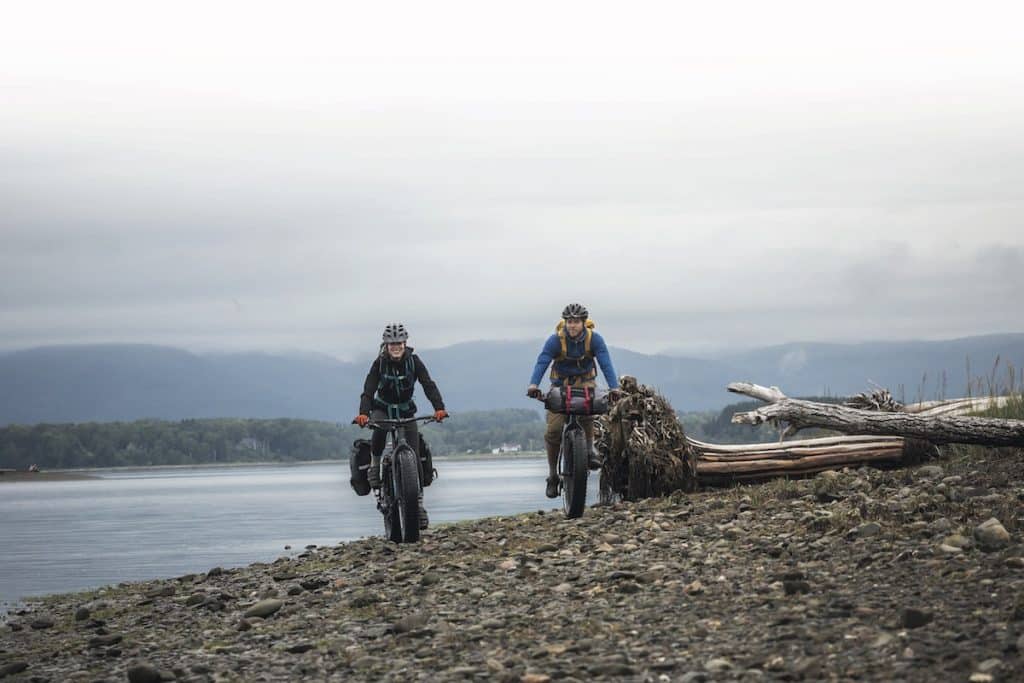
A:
728;382;1024;447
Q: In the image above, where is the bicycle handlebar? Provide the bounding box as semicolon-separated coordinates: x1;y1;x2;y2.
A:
353;415;442;429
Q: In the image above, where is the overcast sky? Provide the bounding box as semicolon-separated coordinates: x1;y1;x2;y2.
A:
2;1;1022;358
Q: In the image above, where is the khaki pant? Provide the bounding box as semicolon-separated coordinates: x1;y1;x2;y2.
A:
545;411;594;448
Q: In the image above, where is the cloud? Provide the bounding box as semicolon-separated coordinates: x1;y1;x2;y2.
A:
2;2;1023;356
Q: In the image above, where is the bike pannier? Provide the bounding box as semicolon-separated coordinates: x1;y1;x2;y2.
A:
349;439;373;496
544;385;609;415
419;436;437;487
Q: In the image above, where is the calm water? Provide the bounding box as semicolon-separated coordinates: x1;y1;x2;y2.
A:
0;458;597;611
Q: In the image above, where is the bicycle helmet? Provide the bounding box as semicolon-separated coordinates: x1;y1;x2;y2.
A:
382;323;409;343
561;303;588;320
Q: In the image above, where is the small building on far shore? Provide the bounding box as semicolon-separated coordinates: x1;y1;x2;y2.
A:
491;443;522;454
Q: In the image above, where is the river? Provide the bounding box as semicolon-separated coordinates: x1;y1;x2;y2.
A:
0;457;597;610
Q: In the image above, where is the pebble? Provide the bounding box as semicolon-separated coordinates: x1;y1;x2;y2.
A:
127;662;162;683
852;522;882;538
0;663;29;678
899;608;933;629
244;598;284;618
974;518;1010;550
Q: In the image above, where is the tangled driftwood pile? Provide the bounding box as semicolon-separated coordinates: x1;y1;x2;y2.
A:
596;376;1023;502
596;376;697;503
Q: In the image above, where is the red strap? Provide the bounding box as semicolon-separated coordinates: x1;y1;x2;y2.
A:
583;386;592;414
565;385;572;413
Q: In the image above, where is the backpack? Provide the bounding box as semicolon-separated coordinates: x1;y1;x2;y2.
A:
551;319;598;381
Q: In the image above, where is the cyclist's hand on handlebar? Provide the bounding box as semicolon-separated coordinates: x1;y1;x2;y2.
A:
355;414;370;427
434;409;448;422
608;388;624;403
527;385;543;399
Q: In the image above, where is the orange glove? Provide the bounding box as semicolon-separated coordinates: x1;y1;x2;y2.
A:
355;414;370;427
434;409;448;422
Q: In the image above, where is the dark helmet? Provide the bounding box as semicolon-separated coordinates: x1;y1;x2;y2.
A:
561;303;588;320
382;323;409;343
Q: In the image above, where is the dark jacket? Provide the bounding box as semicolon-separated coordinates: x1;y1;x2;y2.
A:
359;346;445;417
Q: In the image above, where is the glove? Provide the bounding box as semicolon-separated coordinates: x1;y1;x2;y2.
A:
527;385;543;399
434;409;448;422
608;388;624;402
355;414;370;427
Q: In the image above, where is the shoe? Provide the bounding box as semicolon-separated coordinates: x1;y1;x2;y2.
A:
545;476;560;499
588;448;603;471
418;498;429;530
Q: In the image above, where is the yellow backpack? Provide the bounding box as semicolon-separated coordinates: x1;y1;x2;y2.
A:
551;320;598;382
554;319;595;361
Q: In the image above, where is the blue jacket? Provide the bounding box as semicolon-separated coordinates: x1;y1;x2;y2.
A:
529;330;619;388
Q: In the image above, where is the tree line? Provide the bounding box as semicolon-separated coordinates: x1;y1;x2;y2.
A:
0;399;849;470
0;409;546;470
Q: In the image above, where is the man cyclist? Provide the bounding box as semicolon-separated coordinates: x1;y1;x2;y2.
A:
355;323;448;528
527;303;620;498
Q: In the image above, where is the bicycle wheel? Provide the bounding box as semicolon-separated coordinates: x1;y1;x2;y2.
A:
393;446;422;543
560;427;588;519
382;465;403;543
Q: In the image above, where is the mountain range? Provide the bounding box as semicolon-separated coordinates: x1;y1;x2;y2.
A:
1;334;1022;425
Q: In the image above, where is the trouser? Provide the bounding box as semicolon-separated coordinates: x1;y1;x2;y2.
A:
370;408;420;458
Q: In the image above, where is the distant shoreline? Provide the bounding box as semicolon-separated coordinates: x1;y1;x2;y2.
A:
0;470;98;483
0;451;546;481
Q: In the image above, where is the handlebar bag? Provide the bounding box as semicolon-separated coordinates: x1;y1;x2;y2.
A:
543;386;609;415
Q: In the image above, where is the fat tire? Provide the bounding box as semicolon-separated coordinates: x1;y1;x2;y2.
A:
382;465;403;543
561;428;588;519
394;446;422;543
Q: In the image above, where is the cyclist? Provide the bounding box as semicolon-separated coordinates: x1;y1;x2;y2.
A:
355;323;448;528
527;303;620;498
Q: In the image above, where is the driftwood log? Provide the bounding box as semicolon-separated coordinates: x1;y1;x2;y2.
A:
729;382;1024;447
597;377;1020;499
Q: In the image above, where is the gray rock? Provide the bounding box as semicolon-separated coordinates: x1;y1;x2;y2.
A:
977;659;1003;673
88;634;123;647
29;616;54;630
352;656;377;669
974;518;1010;550
852;522;882;538
244;598;284;618
75;606;91;621
127;662;163;683
185;593;206;606
286;643;315;654
942;534;973;549
391;612;429;633
900;608;933;629
916;466;944;479
0;662;29;678
705;658;734;672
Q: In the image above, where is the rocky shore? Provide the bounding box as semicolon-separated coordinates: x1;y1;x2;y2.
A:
2;444;1023;682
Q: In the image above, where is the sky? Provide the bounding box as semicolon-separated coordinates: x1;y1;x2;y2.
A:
2;0;1023;359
